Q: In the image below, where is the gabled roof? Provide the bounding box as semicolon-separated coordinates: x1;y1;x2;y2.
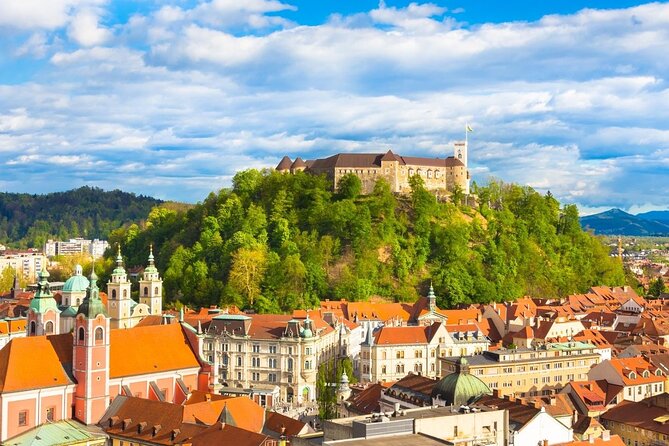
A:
264;411;308;437
373;323;442;345
567;380;622;410
605;357;665;386
0;333;73;392
601;398;669;436
347;383;388;414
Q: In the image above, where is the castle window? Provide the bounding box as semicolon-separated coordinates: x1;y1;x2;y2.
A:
78;327;85;342
45;321;54;334
427;170;432;179
436;170;442;178
417;169;423;177
111;289;117;299
95;327;104;341
409;168;414;176
144;287;149;296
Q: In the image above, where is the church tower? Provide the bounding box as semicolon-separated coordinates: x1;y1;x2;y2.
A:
27;267;60;336
107;245;133;329
73;268;110;425
139;245;162;315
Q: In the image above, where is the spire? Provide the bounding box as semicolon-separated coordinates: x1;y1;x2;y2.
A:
148;244;155;266
144;243;158;274
77;264;107;318
116;244;123;267
428;281;436;312
34;267;52;299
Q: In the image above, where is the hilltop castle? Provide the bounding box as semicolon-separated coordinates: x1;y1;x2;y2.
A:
276;141;470;195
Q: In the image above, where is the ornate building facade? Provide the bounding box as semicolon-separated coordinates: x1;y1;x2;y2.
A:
276;144;471;195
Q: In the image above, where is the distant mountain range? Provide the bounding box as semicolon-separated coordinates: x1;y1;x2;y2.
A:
580;208;669;236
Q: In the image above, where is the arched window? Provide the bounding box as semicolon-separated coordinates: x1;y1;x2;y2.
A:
237;356;242;367
76;298;81;306
45;321;54;334
95;327;104;341
144;287;148;296
154;287;159;295
427;170;432;179
287;358;294;371
111;289;117;299
123;289;128;298
408;168;414;176
78;327;85;342
30;321;36;335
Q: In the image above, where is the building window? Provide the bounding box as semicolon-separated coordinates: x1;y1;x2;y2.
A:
95;327;104;341
415;350;423;358
78;327;85;342
18;410;28;426
396;351;405;359
268;358;277;368
237;356;243;367
268;373;277;382
46;406;55;422
252;344;260;353
144;287;149;296
252;372;260;381
44;321;54;334
396;364;405;374
123;289;128;298
287;358;294;371
111;289;117;299
382;365;387;374
305;360;312;370
154;286;159;295
269;345;277;354
252;357;260;367
30;321;36;335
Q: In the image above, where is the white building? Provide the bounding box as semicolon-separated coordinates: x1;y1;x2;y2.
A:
0;250;47;282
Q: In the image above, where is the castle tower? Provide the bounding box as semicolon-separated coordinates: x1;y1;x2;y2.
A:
454;141;467;168
107;245;133;329
139;244;162;315
73;268;110;425
27;267;60;336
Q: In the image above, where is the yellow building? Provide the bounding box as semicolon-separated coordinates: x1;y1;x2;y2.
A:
600;394;669;446
439;341;601;397
276;146;470;195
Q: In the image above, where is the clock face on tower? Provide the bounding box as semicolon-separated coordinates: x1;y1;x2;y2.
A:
111;302;116;308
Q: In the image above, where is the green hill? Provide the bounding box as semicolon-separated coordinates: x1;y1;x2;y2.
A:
109;170;624;312
0;187;163;248
580;208;669;236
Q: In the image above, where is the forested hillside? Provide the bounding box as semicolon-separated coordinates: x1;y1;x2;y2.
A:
109;170;625;312
0;187;162;248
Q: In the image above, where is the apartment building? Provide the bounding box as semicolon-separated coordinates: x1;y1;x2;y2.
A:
587;357;665;402
360;322;448;383
440;341;601;397
0;250;47;282
44;238;109;258
202;312;349;405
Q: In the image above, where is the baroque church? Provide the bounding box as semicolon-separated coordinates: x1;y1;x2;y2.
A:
0;247;210;442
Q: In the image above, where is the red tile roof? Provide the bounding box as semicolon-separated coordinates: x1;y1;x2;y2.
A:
373;323;441;345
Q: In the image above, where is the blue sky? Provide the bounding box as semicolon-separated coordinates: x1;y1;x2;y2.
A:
1;1;669;214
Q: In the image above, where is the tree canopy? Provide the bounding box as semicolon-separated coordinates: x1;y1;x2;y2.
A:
107;169;625;311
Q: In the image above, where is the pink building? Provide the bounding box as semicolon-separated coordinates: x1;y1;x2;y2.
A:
0;269;210;442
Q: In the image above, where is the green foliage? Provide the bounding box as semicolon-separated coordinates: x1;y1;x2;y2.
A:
316;357;355;420
648;276;666;298
108;171;625;311
0;186;163;248
337;174;362;200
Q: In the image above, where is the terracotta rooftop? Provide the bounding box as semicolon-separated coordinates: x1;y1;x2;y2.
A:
373;323;441;345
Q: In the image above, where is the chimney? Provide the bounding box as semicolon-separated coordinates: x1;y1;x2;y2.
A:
589;434;595;443
602;430;611;441
543;440;548;446
550;396;557;406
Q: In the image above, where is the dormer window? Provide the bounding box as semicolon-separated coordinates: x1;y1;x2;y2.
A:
656;369;663;376
642;370;650;378
629;372;636;379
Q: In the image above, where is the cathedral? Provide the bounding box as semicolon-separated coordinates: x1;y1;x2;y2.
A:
0;247;207;442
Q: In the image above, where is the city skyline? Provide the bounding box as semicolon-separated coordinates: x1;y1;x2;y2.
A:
1;0;669;214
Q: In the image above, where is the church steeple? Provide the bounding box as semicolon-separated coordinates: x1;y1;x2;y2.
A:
74;266;110;425
107;244;133;328
27;267;60;336
428;282;437;312
140;244;163;316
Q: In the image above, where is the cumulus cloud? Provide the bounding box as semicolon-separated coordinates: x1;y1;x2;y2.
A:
1;1;669;209
67;9;111;46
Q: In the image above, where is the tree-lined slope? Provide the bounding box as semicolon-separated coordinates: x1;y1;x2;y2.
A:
110;170;624;312
0;187;163;248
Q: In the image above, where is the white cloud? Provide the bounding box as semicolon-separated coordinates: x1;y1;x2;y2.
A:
2;1;669;207
0;0;106;30
67;9;111;46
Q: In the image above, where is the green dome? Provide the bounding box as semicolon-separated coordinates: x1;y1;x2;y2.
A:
63;265;89;292
432;357;491;406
